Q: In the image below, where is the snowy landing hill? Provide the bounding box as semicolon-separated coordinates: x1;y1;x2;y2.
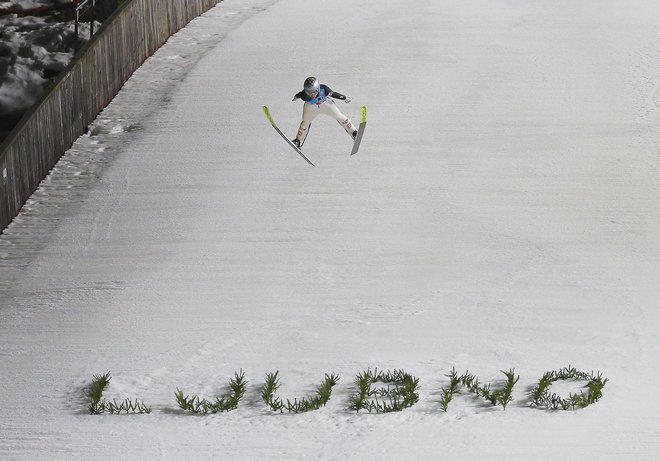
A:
1;0;660;459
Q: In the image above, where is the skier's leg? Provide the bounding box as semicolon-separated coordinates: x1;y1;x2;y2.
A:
322;99;357;138
295;104;319;145
300;124;312;147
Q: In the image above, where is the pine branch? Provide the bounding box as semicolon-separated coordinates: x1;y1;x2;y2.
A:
348;368;420;413
530;366;608;410
262;372;339;413
176;370;248;414
87;372;150;415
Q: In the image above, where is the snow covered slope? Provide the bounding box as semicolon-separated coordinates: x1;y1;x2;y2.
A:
2;0;660;458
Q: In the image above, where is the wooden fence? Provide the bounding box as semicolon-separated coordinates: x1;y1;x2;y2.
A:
0;0;220;232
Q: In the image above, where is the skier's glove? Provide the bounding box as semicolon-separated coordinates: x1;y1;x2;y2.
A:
292;95;299;101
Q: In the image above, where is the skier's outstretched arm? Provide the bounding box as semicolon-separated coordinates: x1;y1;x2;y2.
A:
326;88;352;103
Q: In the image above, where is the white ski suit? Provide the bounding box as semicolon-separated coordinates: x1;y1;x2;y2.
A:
293;84;356;145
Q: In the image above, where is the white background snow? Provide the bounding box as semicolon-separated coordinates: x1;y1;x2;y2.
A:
0;1;92;116
2;0;660;459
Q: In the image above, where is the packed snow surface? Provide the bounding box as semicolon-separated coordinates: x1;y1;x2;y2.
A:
2;0;660;459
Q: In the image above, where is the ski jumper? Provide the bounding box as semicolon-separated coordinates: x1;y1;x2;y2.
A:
293;84;356;145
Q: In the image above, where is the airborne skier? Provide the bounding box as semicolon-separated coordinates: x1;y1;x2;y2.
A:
262;77;367;164
291;77;357;148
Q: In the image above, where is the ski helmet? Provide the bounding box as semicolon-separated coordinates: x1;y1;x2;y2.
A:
304;77;320;97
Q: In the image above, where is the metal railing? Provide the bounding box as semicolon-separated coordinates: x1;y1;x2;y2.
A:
73;0;98;39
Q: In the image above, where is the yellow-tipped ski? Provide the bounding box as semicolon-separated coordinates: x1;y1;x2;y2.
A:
360;105;368;124
263;106;276;126
351;106;368;156
262;106;315;166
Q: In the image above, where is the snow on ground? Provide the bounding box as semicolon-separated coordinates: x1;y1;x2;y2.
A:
0;2;91;117
2;0;660;459
0;0;50;9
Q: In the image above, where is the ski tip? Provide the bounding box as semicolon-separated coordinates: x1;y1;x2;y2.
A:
262;106;276;125
360;106;368;123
